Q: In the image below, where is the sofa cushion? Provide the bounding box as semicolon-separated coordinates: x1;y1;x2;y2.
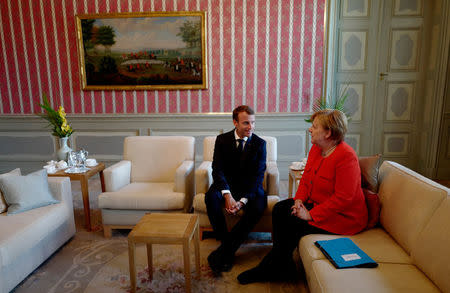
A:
308;260;440;293
0;168;21;214
378;161;447;254
299;229;412;277
359;154;381;193
98;182;185;210
0;169;59;215
123;136;195;182
0;201;69;268
364;188;380;229
412;196;450;293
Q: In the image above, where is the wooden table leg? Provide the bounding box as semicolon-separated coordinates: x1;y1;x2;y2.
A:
99;170;106;192
80;176;91;231
128;239;136;293
183;239;191;293
146;244;153;280
193;225;200;277
288;171;293;198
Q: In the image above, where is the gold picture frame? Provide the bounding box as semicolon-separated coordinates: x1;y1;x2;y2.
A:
75;11;208;91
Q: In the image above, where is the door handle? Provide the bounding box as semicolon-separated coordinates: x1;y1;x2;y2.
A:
379;72;388;80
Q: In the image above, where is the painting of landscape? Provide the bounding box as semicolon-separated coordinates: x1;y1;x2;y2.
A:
76;12;207;90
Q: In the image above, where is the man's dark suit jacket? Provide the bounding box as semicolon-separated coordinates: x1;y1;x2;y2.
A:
210;130;267;200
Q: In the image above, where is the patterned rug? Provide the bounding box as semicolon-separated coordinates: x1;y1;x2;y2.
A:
12;176;308;292
13;232;308;293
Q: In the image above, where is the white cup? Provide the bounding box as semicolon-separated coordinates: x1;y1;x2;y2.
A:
43;165;56;174
86;158;97;166
57;160;68;169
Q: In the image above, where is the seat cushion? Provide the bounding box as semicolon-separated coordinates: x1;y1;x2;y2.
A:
98;182;185;210
308;260;440;293
0;202;69;268
299;229;412;278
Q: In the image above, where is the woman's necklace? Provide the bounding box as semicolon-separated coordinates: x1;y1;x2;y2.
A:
321;144;337;157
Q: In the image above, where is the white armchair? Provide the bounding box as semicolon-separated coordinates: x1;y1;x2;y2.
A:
193;136;280;239
98;136;195;237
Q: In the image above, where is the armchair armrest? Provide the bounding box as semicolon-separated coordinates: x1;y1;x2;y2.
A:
104;160;131;192
195;161;212;194
265;161;279;195
174;160;195;212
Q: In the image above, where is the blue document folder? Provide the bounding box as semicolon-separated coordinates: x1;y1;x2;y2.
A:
315;237;378;269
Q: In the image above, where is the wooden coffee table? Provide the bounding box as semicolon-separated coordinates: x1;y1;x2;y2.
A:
128;213;200;293
48;163;105;231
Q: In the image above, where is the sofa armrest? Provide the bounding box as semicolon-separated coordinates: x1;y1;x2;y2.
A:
175;160;195;212
104;160;131;192
195;161;212;194
265;161;279;195
48;176;74;215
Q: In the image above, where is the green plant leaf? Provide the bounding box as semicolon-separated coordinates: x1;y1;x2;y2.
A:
305;86;352;123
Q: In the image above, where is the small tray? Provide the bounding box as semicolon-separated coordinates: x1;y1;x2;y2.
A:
65;166;90;174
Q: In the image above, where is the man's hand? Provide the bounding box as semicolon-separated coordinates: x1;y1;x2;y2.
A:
224;193;238;214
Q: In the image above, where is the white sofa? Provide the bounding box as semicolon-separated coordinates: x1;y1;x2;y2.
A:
0;177;76;293
299;161;450;293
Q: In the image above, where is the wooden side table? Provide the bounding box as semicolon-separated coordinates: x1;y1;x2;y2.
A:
288;168;304;198
48;163;105;231
128;213;200;293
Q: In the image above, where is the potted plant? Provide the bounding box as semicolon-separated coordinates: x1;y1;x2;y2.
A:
305;87;351;122
38;94;74;160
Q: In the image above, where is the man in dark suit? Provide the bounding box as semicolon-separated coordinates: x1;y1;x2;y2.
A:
205;105;267;275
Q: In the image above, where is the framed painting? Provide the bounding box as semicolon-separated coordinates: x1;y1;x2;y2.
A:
75;11;207;90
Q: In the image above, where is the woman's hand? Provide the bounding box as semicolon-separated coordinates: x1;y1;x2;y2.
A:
291;200;312;220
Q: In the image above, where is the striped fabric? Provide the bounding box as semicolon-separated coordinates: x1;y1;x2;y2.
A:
0;0;325;114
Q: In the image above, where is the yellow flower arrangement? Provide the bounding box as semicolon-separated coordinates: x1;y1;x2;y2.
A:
38;94;74;138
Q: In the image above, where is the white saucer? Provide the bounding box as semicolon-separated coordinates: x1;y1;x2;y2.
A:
86;163;98;167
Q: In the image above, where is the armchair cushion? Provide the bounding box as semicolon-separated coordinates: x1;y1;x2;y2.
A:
124;136;195;182
0;168;21;214
99;182;185;210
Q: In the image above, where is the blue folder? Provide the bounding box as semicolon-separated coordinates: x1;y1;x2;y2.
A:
314;237;378;269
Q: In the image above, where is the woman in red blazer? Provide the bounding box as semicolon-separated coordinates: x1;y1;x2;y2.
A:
238;109;368;284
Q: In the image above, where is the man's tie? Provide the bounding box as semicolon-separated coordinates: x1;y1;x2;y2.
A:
237;139;244;153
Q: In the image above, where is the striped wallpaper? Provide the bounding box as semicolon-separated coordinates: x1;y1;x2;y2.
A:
0;0;325;114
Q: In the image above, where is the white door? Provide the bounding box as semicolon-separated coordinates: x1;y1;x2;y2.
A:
328;0;434;171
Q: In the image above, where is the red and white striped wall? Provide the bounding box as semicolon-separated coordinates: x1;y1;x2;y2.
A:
0;0;325;114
